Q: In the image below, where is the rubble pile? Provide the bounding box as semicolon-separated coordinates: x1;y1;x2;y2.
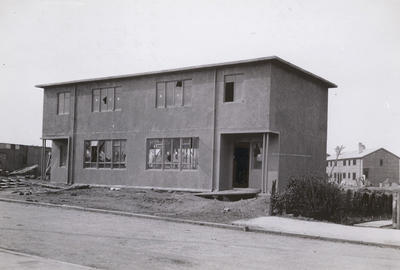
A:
0;177;30;189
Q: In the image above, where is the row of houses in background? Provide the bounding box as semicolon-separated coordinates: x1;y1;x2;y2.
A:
326;143;400;187
0;143;51;176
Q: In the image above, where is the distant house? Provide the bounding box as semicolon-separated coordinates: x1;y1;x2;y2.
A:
36;56;336;193
0;143;51;175
326;146;400;186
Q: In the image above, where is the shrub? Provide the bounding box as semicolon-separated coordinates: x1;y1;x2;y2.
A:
270;176;392;224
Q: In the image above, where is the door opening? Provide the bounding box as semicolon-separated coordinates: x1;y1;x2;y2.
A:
233;143;250;188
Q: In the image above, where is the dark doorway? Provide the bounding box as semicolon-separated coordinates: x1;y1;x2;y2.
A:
363;168;369;179
233;143;249;188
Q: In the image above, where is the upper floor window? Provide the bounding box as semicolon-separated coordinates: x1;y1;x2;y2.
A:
343;160;346;166
58;92;70;115
353;159;356;165
92;87;122;112
380;159;383;166
156;79;192;108
224;74;243;102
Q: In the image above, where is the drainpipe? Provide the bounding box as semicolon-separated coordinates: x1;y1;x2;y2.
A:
69;85;78;185
211;68;218;191
41;139;45;180
261;133;269;193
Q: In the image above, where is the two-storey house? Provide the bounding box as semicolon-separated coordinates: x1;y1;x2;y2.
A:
36;56;336;193
327;146;400;186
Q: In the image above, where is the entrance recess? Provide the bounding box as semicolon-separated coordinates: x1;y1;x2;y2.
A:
42;137;70;184
233;143;250;188
218;132;280;193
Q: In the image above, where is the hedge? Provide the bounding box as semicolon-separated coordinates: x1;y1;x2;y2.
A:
270;176;392;224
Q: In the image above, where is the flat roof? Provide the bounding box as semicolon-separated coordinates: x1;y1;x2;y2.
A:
35;56;337;88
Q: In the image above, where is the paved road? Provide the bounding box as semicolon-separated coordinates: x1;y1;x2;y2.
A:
0;201;399;270
0;247;93;270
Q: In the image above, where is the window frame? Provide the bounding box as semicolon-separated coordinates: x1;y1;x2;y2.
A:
59;143;67;167
146;137;199;170
83;139;127;169
223;73;243;103
224;81;235;102
155;79;192;108
57;91;70;115
91;86;122;113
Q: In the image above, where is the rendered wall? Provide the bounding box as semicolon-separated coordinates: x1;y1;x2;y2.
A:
42;60;330;192
270;63;329;191
44;69;216;190
214;63;271;190
362;149;400;186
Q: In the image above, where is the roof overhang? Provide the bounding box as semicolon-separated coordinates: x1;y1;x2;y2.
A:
35;56;337;89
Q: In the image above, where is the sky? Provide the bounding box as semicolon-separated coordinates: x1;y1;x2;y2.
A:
1;0;400;155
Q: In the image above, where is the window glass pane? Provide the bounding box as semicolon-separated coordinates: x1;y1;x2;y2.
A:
183;80;192;106
107;88;114;111
93;90;100;112
156;83;165;108
59;143;67;167
64;92;70;114
171;138;180;169
164;138;172;169
112;140;120;163
120;140;126;166
181;138;191;166
192;137;199;169
98;141;106;167
84;141;91;162
115;88;122;110
58;93;64;114
224;82;234;102
163;138;180;169
147;139;162;169
253;142;262;169
175;81;183;106
100;89;108;112
181;137;198;169
104;141;112;162
166;81;175;107
90;141;98;163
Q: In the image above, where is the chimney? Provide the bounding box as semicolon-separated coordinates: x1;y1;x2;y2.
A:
358;142;366;153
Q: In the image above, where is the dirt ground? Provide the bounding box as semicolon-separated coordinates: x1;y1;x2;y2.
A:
0;177;269;224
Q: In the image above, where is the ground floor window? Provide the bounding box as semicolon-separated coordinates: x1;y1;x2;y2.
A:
59;143;67;167
84;139;126;169
146;137;199;170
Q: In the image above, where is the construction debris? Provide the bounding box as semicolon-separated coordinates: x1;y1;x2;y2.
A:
0;177;30;189
45;184;90;194
9;164;38;176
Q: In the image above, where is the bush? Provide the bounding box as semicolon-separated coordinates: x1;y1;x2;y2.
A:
270;176;392;224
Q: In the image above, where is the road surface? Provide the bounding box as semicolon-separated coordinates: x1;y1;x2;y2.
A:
0;201;399;269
